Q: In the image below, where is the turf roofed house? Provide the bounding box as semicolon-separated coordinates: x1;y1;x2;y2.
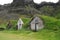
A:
30;16;44;31
17;18;24;30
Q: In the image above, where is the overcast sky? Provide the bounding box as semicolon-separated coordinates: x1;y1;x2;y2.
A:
34;0;59;4
0;0;59;5
0;0;13;5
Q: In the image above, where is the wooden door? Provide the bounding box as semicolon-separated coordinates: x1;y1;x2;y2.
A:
35;23;39;31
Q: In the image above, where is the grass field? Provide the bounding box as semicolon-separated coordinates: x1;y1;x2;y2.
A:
0;15;60;40
0;29;59;40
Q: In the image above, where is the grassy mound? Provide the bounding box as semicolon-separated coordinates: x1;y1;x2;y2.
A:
40;15;60;30
0;15;60;31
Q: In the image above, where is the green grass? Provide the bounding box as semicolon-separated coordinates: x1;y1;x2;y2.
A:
0;15;60;40
39;15;60;30
0;29;59;40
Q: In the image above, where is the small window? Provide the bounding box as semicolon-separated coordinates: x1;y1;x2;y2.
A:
35;19;38;24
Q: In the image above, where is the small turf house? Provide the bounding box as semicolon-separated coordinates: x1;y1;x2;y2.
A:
30;16;44;31
17;18;24;30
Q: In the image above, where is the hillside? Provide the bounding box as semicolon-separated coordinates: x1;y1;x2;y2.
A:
0;0;60;20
